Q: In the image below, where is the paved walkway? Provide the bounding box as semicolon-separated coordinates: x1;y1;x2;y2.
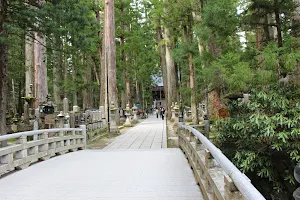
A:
0;116;204;200
105;115;167;149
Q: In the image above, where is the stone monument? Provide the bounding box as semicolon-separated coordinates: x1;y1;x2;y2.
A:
109;102;119;133
132;104;138;123
63;97;69;115
124;104;132;127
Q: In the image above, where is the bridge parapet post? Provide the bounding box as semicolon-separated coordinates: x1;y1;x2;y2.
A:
178;124;265;200
0;127;86;177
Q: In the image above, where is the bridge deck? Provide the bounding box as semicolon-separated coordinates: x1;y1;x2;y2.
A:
105;115;167;149
0;116;204;200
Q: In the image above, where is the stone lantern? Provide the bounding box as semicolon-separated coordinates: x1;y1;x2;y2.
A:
171;102;176;122
57;111;65;128
184;107;192;123
124;104;132;127
109;102;119;133
64;113;70;128
132;104;138;123
173;102;180;125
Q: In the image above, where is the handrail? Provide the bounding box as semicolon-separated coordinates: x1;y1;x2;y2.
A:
180;124;265;200
0;128;83;142
0;126;86;177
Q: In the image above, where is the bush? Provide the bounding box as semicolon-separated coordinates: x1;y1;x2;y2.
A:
215;85;300;199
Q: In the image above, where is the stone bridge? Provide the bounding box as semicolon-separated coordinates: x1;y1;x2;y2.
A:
0;116;265;200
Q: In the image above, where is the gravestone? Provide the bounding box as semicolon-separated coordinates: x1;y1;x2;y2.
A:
63;98;69;115
73;105;80;113
99;106;105;119
45;114;56;128
23;102;29;123
33;118;39;130
109;102;119;133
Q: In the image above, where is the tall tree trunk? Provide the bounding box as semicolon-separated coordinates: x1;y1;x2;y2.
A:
104;0;119;124
120;8;126;109
156;24;168;106
100;37;106;109
83;57;92;110
274;0;283;48
135;70;140;104
34;32;48;106
291;0;300;84
121;68;126;108
292;0;300;38
95;8;103;109
53;47;62;108
34;0;48;106
0;0;8;140
126;77;132;107
256;14;265;67
72;55;77;107
25;35;34;96
184;13;198;124
63;52;68;98
164;24;177;118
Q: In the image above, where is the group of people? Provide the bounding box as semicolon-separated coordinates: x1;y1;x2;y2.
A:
154;107;166;120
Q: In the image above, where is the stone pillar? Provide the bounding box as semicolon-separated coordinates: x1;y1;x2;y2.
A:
120;109;125;123
243;93;250;103
63;97;69;115
124;104;132;127
174;102;179;125
132;104;138;123
173;102;180;134
99;106;105;119
109;102;119;133
171;102;175;122
204;116;210;138
24;101;29;123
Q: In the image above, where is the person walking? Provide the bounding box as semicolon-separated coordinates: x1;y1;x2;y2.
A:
155;107;159;118
161;107;165;120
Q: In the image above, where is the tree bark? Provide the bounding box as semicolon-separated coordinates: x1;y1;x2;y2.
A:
0;0;8;140
83;57;92;110
100;36;106;110
34;0;48;106
274;0;283;48
164;25;177;118
126;77;132;107
34;31;48;106
25;35;34;96
53;40;63;108
95;8;103;109
72;55;77;107
156;24;168;106
291;0;300;85
104;0;119;124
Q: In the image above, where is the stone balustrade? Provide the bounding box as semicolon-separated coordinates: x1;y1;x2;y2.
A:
178;125;265;200
0;125;86;177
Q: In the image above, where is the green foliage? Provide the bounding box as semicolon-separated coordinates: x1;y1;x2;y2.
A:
215;86;300;197
201;52;253;92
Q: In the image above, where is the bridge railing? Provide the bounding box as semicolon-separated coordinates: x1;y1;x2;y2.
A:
179;124;265;200
0;125;86;177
